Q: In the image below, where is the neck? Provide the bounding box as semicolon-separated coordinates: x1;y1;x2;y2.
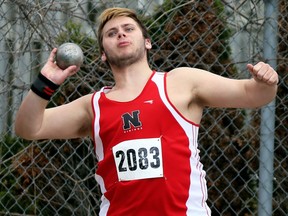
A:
110;61;152;89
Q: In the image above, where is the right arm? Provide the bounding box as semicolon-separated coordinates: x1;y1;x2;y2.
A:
14;92;93;140
14;48;93;140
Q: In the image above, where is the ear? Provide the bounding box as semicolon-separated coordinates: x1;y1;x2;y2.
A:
101;52;107;62
145;39;152;50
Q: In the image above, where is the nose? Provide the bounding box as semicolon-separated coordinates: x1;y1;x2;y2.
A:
117;30;126;39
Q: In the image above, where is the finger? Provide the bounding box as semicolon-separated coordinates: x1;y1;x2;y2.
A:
266;72;279;85
62;65;79;77
253;62;265;72
48;48;57;63
248;62;278;85
247;62;268;80
246;64;254;73
256;64;269;80
247;63;260;80
261;64;275;81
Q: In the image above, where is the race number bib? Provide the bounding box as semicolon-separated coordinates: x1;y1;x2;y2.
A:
112;138;163;181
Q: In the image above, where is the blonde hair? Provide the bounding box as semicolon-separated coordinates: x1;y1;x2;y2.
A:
97;7;150;54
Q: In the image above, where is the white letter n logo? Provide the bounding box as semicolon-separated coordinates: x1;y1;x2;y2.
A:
122;110;142;130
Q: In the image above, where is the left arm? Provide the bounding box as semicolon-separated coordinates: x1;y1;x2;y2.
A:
199;62;278;108
166;62;278;124
169;62;278;109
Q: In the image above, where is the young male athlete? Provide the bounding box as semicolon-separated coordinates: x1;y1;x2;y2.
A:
15;7;278;216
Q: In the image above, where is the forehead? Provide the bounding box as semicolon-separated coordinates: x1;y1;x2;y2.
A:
102;16;138;32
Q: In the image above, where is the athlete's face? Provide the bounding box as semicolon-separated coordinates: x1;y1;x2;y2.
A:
101;16;152;68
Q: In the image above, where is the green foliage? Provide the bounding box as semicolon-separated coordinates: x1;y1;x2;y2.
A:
55;20;98;65
51;20;103;106
19;20;103;215
145;0;236;76
145;0;177;42
0;136;28;161
0;136;35;214
144;1;258;215
56;21;88;45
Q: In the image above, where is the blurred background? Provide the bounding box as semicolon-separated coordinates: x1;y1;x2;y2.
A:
0;0;287;215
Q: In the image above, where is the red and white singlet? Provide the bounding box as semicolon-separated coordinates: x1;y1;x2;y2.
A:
92;71;211;216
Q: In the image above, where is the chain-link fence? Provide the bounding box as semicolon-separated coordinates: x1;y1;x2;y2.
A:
0;0;287;215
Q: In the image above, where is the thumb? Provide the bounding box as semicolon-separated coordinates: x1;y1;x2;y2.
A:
246;63;259;79
246;63;254;74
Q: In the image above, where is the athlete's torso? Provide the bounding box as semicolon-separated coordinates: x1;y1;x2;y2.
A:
92;71;211;216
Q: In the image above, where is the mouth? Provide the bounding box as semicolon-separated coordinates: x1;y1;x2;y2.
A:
118;41;130;47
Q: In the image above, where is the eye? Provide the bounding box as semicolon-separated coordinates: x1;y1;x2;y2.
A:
125;27;134;32
108;31;117;37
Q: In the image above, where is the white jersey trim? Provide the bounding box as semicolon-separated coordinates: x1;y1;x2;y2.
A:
93;89;104;161
92;89;110;216
152;72;211;216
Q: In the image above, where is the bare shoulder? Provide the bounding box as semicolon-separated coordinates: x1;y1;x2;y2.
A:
167;67;209;83
165;66;239;108
165;67;207;123
168;67;204;77
166;67;210;90
78;93;93;104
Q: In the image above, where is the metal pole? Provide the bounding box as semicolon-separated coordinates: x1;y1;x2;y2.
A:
258;0;278;215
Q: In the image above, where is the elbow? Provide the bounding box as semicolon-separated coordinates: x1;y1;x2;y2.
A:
249;90;277;109
14;121;38;141
14;126;33;141
245;81;278;108
263;85;278;105
15;133;39;141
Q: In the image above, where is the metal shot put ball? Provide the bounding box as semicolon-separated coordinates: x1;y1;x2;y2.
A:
55;43;84;70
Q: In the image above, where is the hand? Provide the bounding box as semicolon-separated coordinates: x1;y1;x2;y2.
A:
40;48;80;85
247;62;278;85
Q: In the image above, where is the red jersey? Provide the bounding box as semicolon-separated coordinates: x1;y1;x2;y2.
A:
92;71;211;216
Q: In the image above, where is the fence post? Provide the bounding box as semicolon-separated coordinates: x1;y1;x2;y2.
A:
258;0;278;215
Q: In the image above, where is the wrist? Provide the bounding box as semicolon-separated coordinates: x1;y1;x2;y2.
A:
31;73;60;100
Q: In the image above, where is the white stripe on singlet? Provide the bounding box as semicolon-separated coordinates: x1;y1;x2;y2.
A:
92;89;110;216
151;72;211;216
